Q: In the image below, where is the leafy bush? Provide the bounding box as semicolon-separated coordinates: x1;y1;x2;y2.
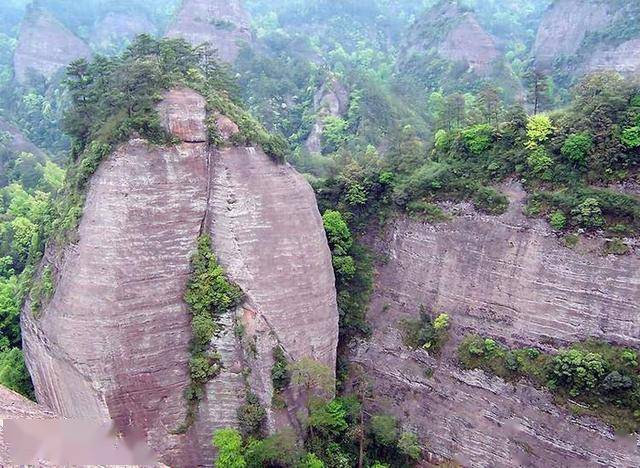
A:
462;124;493;155
561;133;592;165
473;186;509;215
212;428;246;468
271;345;290;394
621;126;640;149
548;349;608;397
571;198;605;229
405;200;448;222
549;211;567;230
526;114;553;148
400;310;450;352
237;392;267;438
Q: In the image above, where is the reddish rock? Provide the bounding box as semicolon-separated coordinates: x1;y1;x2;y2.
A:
13;7;90;84
165;0;252;63
22;88;338;466
353;182;640;466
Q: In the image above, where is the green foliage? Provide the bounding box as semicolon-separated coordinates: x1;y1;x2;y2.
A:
525;114;553;148
621;126;640;149
0;348;34;398
271;345;290;401
473;186;509;215
405;200;448;223
548;349;608;397
458;336;640;432
322;210;353;256
237;392;267;438
561;133;592;165
245;429;303;468
400;310;450;353
397;431;421;460
369;415;398;447
549;211;567;231
526;147;553;177
179;235;242;431
213;428;247;468
462;124;493;155
571;198;605;229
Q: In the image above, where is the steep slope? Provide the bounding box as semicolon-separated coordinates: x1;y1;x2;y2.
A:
13;7;90;84
305;78;349;154
353;182;640;466
21;88;338;466
399;1;500;83
534;0;640;77
166;0;252;63
92;12;157;52
0;118;45;160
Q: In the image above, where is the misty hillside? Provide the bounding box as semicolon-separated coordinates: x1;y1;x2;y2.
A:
1;1;639;467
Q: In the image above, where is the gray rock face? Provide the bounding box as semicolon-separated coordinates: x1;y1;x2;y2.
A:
534;0;640;76
305;78;349;154
92;12;157;53
13;8;90;84
22;88;338;466
0;118;45;160
166;0;251;63
437;14;499;75
401;2;499;77
353;182;640;466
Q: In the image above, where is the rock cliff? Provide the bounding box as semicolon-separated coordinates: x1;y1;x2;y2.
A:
21;88;338;466
13;7;90;84
305;78;349;154
352;182;640;467
401;2;499;77
166;0;252;63
92;12;157;53
534;0;640;77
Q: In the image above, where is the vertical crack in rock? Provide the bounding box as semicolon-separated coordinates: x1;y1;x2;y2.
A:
21;88;339;466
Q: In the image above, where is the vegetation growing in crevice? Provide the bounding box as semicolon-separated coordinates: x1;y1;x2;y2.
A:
271;344;290;409
177;235;243;432
400;309;451;354
458;336;640;433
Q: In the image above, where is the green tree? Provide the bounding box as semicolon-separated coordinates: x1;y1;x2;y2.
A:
212;428;246;468
548;349;608;397
397;431;422;460
369;414;398;447
461;124;493;155
289;358;335;417
571;198;605;229
0;348;33;398
561;133;593;165
526;114;553;148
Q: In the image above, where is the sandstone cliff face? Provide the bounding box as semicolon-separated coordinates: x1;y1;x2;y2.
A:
534;0;640;77
13;8;90;84
92;12;157;53
22;88;338;466
0;118;45;160
305;78;349;154
353;182;640;467
401;2;499;77
166;0;252;63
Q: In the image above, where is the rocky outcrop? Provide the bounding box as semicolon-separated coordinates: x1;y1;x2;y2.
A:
534;0;640;77
92;12;156;53
166;0;251;63
13;7;90;84
401;2;499;77
0;118;45;159
353;182;640;466
305;78;349;154
21;88;338;466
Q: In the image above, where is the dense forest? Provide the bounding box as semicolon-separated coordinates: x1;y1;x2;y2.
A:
1;0;639;467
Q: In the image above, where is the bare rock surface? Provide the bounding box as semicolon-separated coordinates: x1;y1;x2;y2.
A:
353;182;640;466
13;7;90;84
92;12;157;53
22;88;338;466
401;2;499;77
305;78;349;154
0;118;46;160
534;0;640;77
437;14;499;75
166;0;251;63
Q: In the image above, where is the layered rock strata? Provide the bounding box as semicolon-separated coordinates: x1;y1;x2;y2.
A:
22;88;338;466
166;0;252;63
353;182;640;467
13;7;90;84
